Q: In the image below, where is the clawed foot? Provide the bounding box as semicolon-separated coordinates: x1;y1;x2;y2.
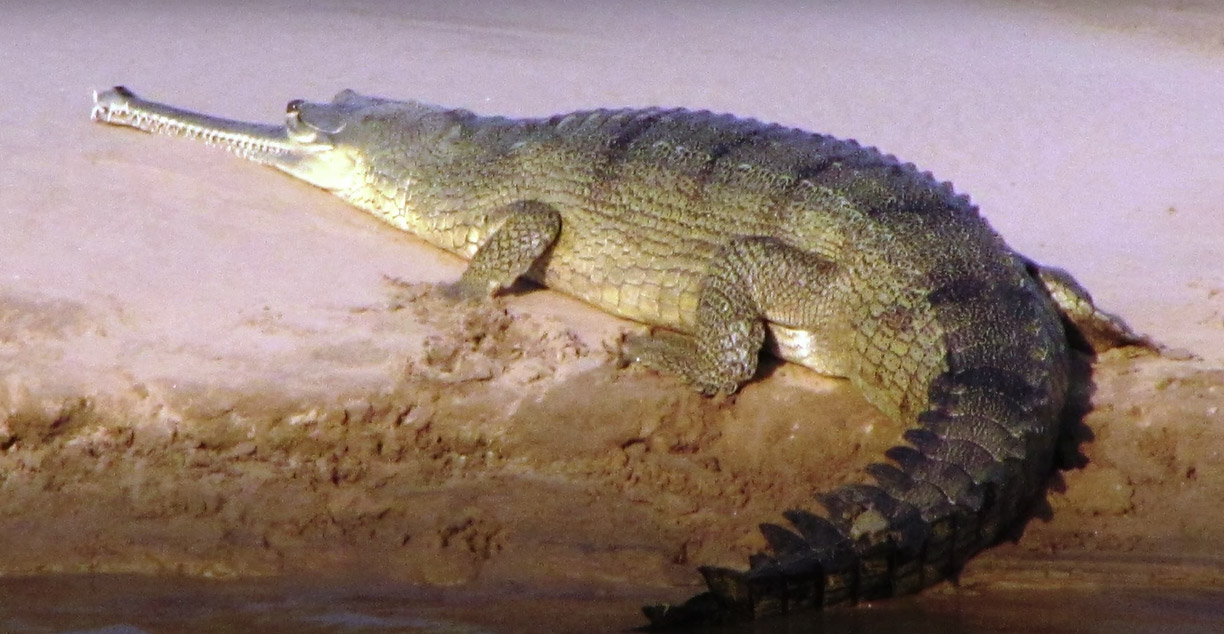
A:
437;277;494;302
621;331;744;396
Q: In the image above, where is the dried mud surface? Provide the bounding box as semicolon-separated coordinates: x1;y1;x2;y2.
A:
2;284;1222;614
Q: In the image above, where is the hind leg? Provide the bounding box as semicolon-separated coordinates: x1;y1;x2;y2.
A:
625;236;839;394
1023;259;1155;353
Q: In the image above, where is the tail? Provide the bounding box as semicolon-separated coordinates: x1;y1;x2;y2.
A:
643;278;1072;628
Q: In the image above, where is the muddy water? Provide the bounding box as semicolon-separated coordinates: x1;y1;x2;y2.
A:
3;576;1222;634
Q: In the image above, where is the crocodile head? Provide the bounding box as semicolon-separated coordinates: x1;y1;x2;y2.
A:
90;86;428;194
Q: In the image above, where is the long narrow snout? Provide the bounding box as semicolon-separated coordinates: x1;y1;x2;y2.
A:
90;86;303;166
91;86;361;192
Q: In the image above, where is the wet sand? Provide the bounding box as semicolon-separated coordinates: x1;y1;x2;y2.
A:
2;1;1223;632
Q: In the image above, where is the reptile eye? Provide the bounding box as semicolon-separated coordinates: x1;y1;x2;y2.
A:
286;99;304;114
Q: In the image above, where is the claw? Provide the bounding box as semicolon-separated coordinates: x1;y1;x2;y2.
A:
437;278;492;302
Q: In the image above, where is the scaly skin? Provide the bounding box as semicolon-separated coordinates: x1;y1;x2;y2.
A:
90;87;1149;626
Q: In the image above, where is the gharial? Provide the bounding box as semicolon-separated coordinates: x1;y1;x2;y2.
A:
90;86;1151;627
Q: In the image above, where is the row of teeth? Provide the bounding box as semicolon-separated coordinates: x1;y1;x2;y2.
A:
90;91;288;158
89;91;127;123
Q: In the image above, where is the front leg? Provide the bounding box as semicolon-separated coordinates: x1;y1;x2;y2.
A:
443;200;562;300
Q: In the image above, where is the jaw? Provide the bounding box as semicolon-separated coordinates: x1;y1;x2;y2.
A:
90;86;360;192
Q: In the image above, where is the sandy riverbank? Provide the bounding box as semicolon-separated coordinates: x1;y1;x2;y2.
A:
1;2;1222;632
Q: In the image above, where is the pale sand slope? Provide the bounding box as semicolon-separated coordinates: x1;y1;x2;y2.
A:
1;0;1222;625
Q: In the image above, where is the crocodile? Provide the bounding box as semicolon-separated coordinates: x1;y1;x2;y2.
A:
90;86;1149;627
